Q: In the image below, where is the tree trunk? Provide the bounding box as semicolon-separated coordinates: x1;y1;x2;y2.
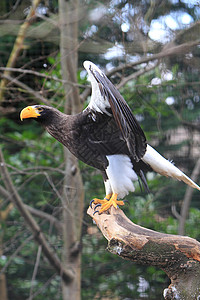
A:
0;274;8;300
59;0;84;299
0;233;8;300
0;202;13;300
62;153;84;300
87;206;200;300
178;157;200;235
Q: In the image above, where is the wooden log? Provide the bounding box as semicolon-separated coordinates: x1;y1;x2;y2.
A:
87;205;200;300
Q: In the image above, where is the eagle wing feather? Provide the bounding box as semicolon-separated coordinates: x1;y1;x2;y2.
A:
84;61;146;162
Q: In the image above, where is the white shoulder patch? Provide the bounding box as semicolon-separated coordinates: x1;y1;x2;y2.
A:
84;61;104;76
83;61;111;115
105;154;138;199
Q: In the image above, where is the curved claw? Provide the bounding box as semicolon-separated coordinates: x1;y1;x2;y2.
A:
93;210;100;215
90;199;95;208
94;203;101;211
93;204;102;215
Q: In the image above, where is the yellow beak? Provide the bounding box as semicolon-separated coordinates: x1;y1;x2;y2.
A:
20;106;41;121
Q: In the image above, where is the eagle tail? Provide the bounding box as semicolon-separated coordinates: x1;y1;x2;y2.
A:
142;144;200;191
178;173;200;190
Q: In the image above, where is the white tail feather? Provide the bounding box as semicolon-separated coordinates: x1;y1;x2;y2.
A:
142;145;200;191
179;173;200;190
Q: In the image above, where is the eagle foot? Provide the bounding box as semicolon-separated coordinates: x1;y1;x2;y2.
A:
90;194;112;208
91;193;124;214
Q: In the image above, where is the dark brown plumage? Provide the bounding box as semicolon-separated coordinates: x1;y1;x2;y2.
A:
20;61;200;213
21;105;150;187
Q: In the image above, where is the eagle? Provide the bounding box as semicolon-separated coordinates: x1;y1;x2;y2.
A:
20;61;200;213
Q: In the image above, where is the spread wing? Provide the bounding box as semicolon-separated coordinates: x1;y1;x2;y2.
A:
84;61;147;162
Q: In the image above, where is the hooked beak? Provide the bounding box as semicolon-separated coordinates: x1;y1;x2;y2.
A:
20;106;41;121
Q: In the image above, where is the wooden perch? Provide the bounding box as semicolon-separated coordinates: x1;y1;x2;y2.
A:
87;205;200;300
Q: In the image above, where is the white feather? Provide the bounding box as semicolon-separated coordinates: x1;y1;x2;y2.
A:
105;154;138;199
142;145;200;190
84;61;104;76
104;180;112;196
83;61;111;115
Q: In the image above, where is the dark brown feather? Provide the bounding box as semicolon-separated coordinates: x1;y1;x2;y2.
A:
89;67;147;162
36;105;151;192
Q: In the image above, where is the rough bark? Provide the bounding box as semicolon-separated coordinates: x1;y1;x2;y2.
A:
88;206;200;300
59;0;84;299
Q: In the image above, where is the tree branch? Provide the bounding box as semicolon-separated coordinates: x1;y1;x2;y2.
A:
0;0;21;20
0;148;74;283
87;206;200;300
169;105;200;132
80;39;200;104
116;62;159;90
0;67;87;88
24;204;62;233
0;74;50;105
107;39;200;77
0;168;62;233
0;0;42;101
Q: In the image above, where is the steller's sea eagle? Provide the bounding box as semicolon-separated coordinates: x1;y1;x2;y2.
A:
20;61;200;213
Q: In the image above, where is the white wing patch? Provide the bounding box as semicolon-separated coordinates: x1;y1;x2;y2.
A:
83;61;111;115
105;154;138;199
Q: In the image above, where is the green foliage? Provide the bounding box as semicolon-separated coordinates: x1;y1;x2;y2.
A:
1;0;200;299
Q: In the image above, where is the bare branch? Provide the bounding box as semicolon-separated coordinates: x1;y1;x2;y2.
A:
116;62;158;90
0;0;42;100
0;0;21;20
169;105;200;131
0;186;10;200
24;205;62;233
25;273;58;300
0;235;33;275
0;67;88;88
29;245;42;300
171;203;181;221
179;119;200;131
80;39;200;103
107;39;200;77
0;74;50;105
7;165;66;176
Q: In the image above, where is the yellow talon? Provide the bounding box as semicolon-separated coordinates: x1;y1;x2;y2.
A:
92;194;112;205
93;193;124;214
